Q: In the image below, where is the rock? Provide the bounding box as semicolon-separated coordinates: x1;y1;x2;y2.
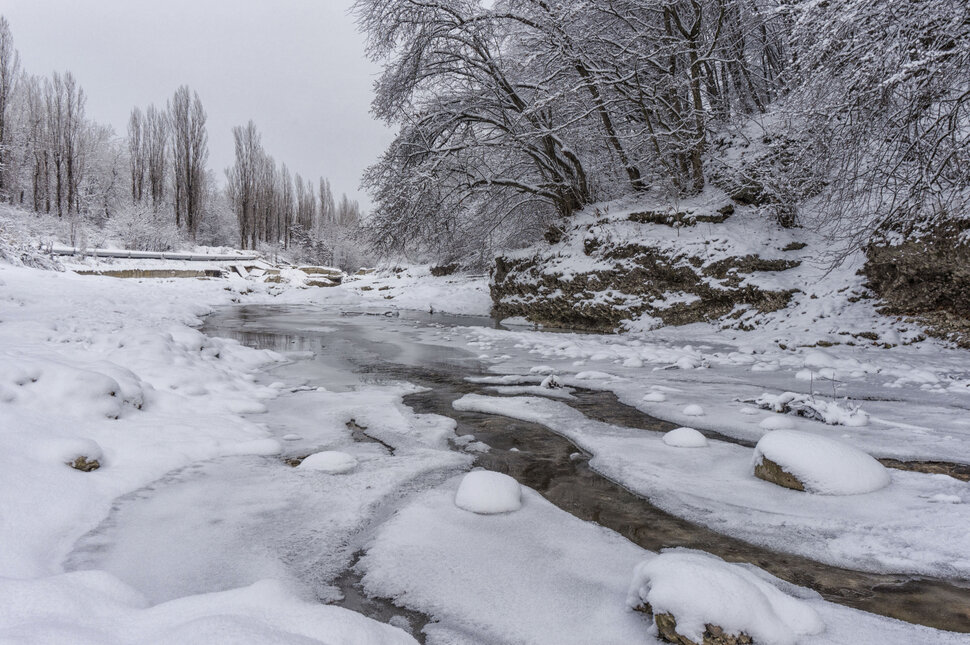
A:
305;278;337;288
299;266;344;283
629;552;822;644
68;456;101;472
430;263;458;277
753;430;891;495
633;604;753;645
865;222;970;346
544;224;565;244
753;456;805;491
491;242;796;332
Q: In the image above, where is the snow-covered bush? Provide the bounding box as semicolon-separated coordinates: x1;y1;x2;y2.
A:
753;392;869;427
105;205;182;252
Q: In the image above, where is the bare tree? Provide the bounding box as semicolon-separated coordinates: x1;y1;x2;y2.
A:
144;104;168;210
227;120;262;249
127;107;145;202
0;16;19;199
169;85;208;236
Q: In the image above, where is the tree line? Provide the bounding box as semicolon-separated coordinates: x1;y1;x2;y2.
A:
353;0;969;263
0;16;365;264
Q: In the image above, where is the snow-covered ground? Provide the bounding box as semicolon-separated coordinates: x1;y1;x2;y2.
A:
2;246;970;643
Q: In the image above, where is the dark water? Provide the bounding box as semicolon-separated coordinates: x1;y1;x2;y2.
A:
201;304;970;634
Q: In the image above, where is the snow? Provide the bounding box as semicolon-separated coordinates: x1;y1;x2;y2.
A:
452;394;970;578
0;574;418;645
627;551;824;645
358;476;652;644
299;451;359;474
663;427;708;448
754;431;892;495
755;392;870;426
345;265;492;316
3;235;970;644
682;404;705;417
453;470;522;514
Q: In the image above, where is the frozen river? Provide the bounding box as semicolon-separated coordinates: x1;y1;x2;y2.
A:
63;304;970;643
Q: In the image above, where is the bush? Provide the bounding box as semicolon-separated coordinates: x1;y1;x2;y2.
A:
106;206;182;252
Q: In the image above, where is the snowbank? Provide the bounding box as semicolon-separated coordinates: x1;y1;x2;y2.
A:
627;551;824;645
0;573;417;644
754;430;891;495
454;470;522;514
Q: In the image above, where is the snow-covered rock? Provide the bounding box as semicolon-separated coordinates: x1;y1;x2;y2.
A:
298;451;358;474
454;470;522;514
682;404;705;417
642;391;667;402
627;551;824;645
663;427;708;448
759;416;795;430
753;430;891;495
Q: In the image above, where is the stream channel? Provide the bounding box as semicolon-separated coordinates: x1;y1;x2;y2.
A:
65;304;970;640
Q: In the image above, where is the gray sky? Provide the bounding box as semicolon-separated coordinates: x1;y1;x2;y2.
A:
0;0;392;208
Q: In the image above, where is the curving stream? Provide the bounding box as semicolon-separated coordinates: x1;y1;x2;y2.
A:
65;305;970;638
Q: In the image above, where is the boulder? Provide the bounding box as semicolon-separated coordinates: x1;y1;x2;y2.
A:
68;455;101;472
753;430;890;495
753;457;804;492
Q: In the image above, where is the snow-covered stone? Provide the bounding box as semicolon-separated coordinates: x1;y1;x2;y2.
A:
663;427;708;448
642;391;667;402
754;430;891;495
682;404;705;417
759;416;795;430
298;451;358;474
627;551;824;645
454;470;522;514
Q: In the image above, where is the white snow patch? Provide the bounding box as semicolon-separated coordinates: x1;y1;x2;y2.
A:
642;391;667;402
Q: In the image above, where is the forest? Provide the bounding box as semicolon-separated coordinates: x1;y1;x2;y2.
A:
353;0;970;266
0;15;363;265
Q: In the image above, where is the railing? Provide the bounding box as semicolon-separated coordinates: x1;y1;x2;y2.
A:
45;245;262;262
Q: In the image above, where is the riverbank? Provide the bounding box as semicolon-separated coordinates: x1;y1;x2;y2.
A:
2;257;970;644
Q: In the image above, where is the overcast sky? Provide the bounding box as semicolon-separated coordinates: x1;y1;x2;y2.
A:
0;0;392;208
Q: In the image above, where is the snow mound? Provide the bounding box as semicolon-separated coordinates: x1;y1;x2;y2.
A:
682;404;705;417
627;551;824;645
754;430;891;495
298;451;358;474
454;470;522;514
663;428;708;448
642;391;666;403
759;416;795;430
